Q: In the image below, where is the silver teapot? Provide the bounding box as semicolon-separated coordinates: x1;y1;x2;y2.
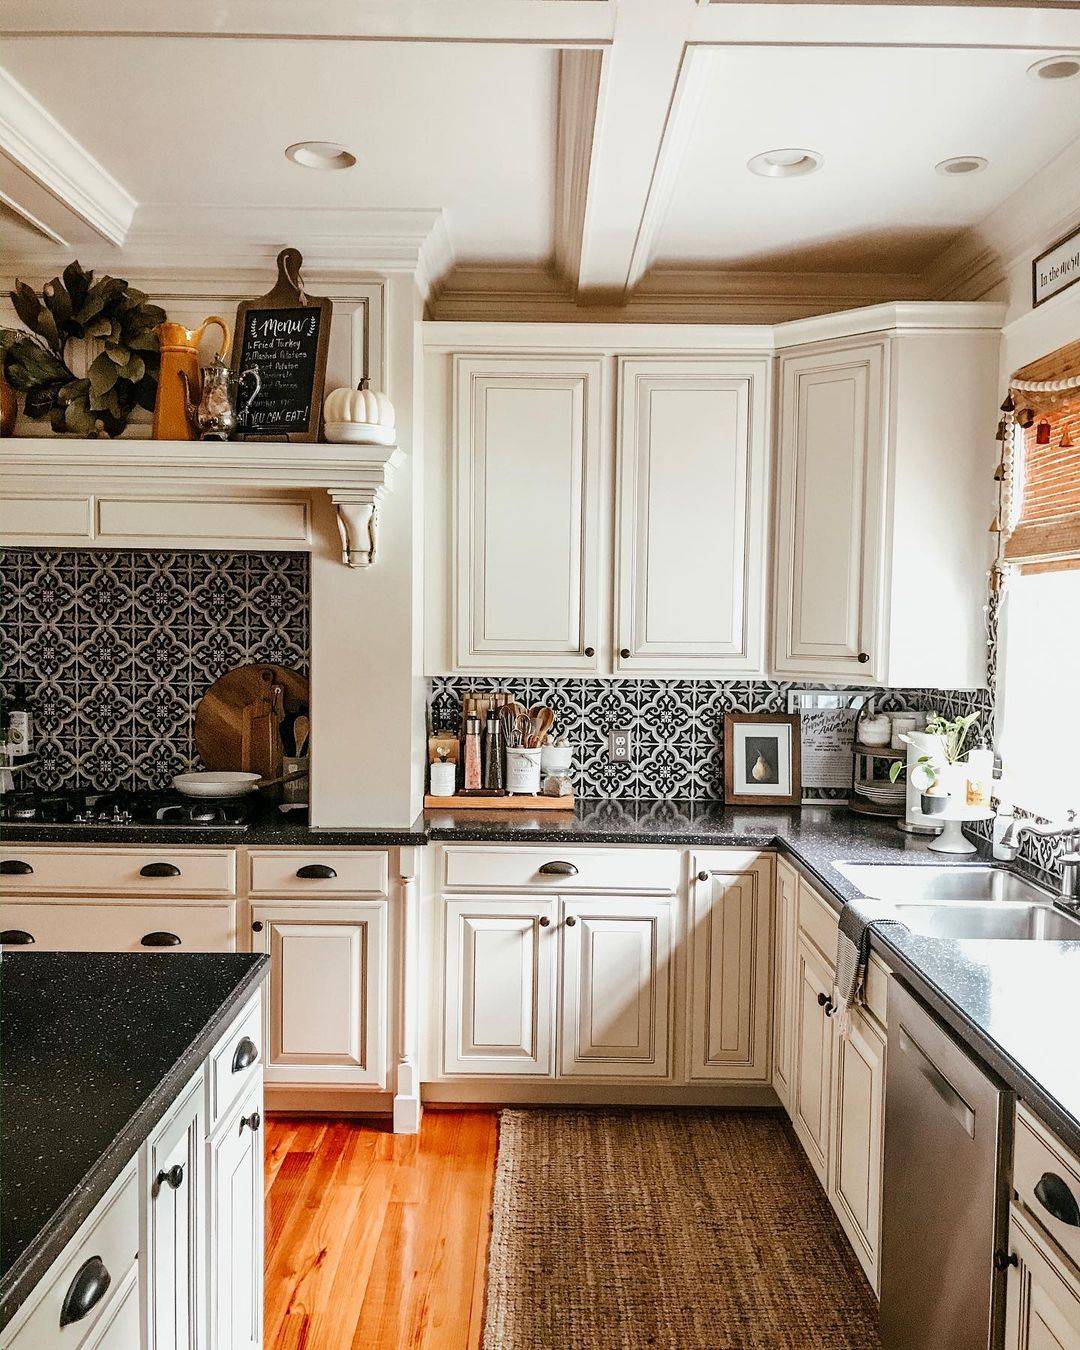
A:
179;355;260;441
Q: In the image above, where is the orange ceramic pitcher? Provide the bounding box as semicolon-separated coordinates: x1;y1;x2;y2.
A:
152;316;231;440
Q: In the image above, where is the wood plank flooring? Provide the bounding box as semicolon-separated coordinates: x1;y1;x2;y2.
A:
264;1111;498;1350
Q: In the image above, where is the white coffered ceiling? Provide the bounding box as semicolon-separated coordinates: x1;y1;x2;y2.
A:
1;0;1079;315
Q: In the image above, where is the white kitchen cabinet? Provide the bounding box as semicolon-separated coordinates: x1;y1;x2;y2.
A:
1005;1203;1080;1350
559;895;674;1078
614;356;770;674
85;1274;141;1350
773;341;886;682
443;898;556;1076
772;857;799;1109
688;852;773;1082
252;902;387;1087
142;1076;205;1350
0;899;238;953
207;1088;263;1350
452;354;603;671
791;934;836;1185
831;1004;886;1290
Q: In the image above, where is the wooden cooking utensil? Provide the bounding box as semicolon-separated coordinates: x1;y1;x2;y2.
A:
293;714;310;758
194;664;309;771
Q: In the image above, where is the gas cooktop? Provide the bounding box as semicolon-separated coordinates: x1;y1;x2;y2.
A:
0;787;254;830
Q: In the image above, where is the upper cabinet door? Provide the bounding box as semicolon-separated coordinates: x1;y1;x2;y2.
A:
615;357;770;674
773;342;886;682
453;356;603;671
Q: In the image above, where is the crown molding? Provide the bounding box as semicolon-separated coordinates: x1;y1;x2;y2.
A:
553;47;606;291
0;69;136;248
426;262;930;324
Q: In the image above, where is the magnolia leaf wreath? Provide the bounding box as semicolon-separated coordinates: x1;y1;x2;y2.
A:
0;260;165;437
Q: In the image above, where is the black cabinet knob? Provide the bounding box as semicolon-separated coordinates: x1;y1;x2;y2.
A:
155;1164;184;1192
140;862;181;878
538;916;551;928
0;859;33;875
993;1250;1019;1271
816;992;835;1015
231;1037;259;1073
141;931;181;947
0;929;35;945
296;864;337;880
620;648;631;660
59;1256;111;1327
697;870;710;882
539;860;578;876
1034;1172;1080;1227
857;652;870;664
239;1110;261;1134
251;920;264;932
584;646;595;658
565;915;577;927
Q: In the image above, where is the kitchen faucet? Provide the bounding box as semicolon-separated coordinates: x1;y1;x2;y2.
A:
996;810;1080;908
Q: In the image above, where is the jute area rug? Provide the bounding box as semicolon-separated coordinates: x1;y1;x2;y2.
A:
483;1108;882;1350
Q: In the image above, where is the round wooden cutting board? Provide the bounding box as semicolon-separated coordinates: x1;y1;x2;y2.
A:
194;664;309;772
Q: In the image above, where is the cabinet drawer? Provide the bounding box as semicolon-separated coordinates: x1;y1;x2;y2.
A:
441;845;680;894
797;877;839;967
0;847;235;896
1015;1102;1080;1272
207;994;262;1132
4;1162;138;1349
248;850;388;897
0;900;237;952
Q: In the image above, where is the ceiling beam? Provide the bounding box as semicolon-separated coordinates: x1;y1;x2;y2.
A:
553;48;605;292
0;0;616;45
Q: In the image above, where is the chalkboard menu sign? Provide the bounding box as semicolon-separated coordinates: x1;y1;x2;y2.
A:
231;248;332;442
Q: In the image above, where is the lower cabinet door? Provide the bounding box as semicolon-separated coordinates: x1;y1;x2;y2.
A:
559;895;673;1079
443;898;556;1076
772;858;799;1108
208;1089;264;1350
688;854;773;1082
143;1077;205;1350
252;902;387;1086
86;1269;141;1350
792;935;836;1185
830;1005;886;1291
1006;1203;1080;1349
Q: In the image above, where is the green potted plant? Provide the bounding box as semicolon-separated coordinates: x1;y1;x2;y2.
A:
889;712;980;815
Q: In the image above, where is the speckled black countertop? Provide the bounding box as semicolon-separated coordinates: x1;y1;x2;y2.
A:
0;811;427;847
0;951;269;1330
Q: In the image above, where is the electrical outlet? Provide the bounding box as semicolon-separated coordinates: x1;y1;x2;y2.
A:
608;727;633;763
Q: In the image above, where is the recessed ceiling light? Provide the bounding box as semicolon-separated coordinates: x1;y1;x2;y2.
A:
935;156;988;177
1028;55;1080;82
285;141;357;171
747;148;823;179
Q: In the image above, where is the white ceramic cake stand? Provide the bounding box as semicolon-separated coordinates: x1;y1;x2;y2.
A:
926;804;993;855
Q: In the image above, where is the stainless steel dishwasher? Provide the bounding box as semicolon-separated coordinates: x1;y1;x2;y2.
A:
880;978;1014;1350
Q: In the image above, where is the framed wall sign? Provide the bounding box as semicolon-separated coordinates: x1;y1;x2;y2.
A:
1033;223;1080;309
231;247;332;441
723;713;801;807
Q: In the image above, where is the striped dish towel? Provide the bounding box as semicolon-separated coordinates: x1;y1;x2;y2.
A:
833;898;908;1033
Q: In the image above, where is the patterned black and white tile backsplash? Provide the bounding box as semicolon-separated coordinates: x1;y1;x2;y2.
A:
430;675;992;803
0;548;309;791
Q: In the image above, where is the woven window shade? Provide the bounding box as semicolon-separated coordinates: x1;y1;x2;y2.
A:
1004;341;1080;571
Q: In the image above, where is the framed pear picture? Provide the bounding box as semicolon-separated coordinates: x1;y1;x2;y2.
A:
723;713;802;806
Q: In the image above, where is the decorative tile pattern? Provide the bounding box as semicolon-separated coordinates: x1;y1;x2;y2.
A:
0;548;309;791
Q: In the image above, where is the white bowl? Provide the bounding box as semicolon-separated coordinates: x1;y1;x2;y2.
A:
323;421;397;446
172;771;262;799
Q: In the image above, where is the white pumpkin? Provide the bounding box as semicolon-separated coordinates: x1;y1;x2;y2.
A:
323;379;395;430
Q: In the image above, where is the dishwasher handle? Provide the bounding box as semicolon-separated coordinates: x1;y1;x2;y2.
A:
897;1023;976;1138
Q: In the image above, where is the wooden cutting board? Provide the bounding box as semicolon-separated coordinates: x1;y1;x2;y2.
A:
194;664;309;774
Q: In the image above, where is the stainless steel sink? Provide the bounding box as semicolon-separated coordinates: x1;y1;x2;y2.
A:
834;862;1080;941
890;902;1080;941
835;863;1048;906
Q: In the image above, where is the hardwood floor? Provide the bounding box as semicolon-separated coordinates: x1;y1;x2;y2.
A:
264;1111;498;1350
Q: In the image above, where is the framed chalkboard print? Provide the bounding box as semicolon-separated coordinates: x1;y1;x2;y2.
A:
231;247;332;441
723;712;801;807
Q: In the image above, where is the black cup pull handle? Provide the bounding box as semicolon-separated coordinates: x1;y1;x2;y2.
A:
0;859;33;875
141;931;181;947
1034;1172;1080;1227
0;929;35;945
296;864;337;880
59;1255;111;1327
239;1110;261;1134
231;1037;259;1073
538;861;578;877
140;862;181;878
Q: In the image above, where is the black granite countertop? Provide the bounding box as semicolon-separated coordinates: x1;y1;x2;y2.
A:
0;811;428;847
0;951;269;1330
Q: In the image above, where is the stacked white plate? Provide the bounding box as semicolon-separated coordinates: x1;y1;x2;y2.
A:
855;778;906;806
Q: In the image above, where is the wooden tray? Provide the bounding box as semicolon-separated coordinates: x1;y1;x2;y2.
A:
424;794;575;811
